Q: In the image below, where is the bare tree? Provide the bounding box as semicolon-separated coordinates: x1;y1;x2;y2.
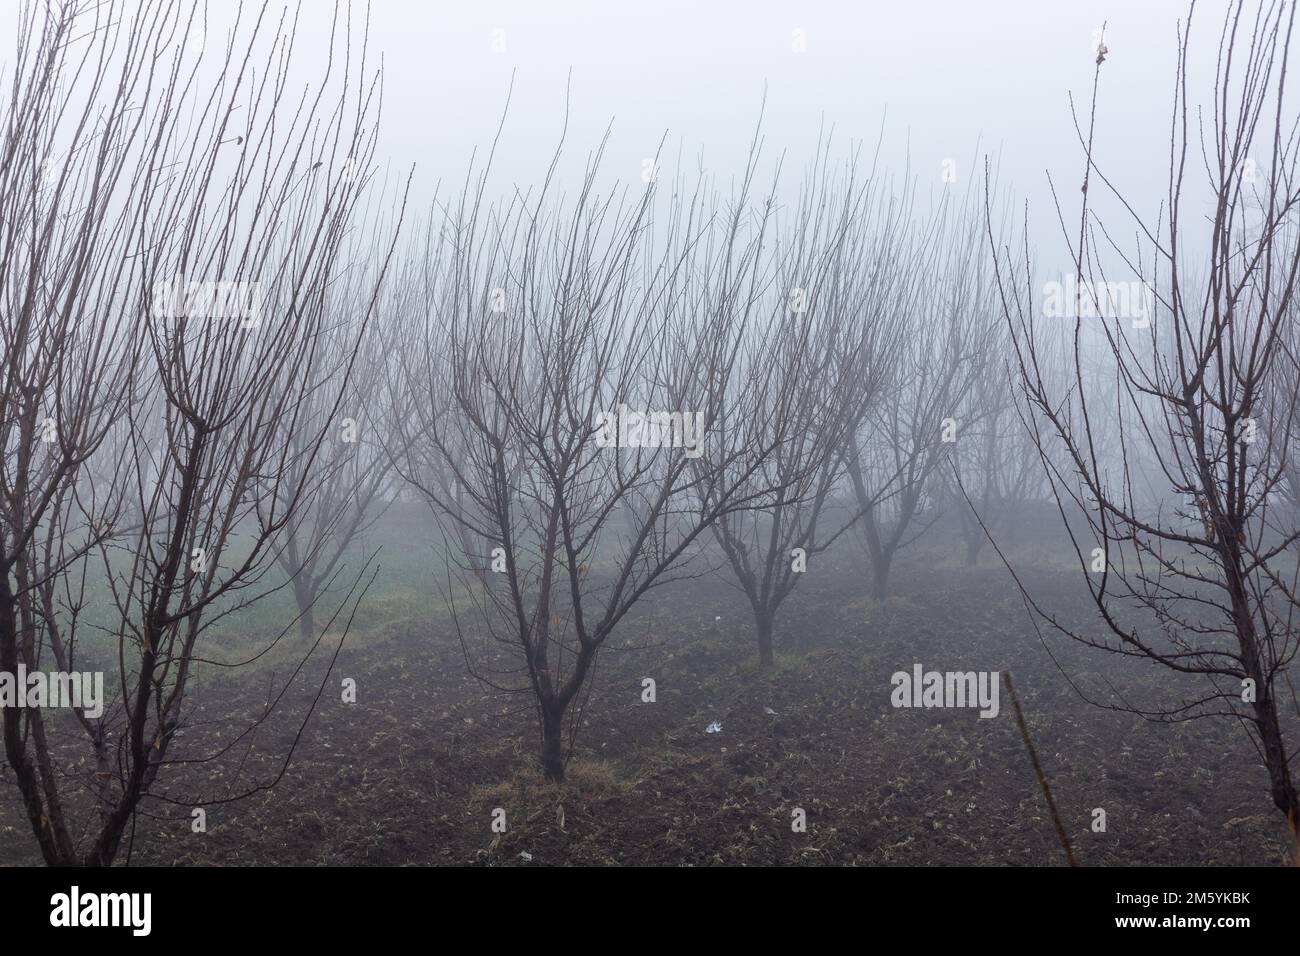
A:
701;145;895;664
993;2;1300;847
0;0;402;866
385;200;499;584
846;183;996;600
945;324;1043;566
394;113;821;780
273;222;401;640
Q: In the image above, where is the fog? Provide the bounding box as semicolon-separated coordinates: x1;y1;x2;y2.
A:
0;0;1297;904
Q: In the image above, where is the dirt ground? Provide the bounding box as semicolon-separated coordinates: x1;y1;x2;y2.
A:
1;540;1294;866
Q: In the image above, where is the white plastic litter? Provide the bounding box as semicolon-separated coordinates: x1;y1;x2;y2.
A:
705;721;723;734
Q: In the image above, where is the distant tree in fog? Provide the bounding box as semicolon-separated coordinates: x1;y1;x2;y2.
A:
700;145;895;664
385;203;500;586
945;323;1043;566
846;183;997;600
272;238;401;642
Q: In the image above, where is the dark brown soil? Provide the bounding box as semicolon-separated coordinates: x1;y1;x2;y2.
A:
1;544;1293;866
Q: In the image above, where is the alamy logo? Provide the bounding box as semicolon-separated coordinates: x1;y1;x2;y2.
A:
890;663;1000;718
50;886;151;936
151;274;262;328
0;665;103;718
594;404;706;458
1041;275;1153;327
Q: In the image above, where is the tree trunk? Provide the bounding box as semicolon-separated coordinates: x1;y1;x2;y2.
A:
756;613;774;667
84;637;159;867
298;605;316;642
1222;531;1300;839
0;583;73;865
1241;626;1298;824
871;555;891;602
541;706;565;783
294;577;316;641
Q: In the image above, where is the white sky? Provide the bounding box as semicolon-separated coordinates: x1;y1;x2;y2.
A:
1;1;1233;275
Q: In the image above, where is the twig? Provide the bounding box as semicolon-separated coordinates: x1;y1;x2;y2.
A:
1004;672;1077;866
